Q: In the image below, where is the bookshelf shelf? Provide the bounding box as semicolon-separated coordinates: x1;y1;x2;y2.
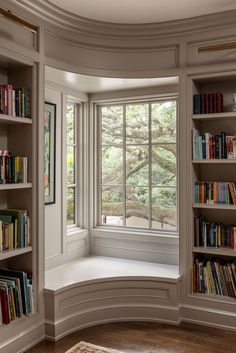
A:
0;183;32;190
0;246;32;261
192;112;236;121
192;203;236;210
192;159;236;164
192;247;236;257
0;114;32;125
190;293;236;304
0;312;35;334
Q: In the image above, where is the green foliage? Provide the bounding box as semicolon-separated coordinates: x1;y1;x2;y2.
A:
101;100;177;229
67;187;75;225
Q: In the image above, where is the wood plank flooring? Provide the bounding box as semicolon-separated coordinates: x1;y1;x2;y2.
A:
26;322;236;353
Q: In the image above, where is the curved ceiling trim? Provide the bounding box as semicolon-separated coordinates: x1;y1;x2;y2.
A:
15;0;236;40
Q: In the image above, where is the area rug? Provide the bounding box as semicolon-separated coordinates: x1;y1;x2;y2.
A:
65;341;124;353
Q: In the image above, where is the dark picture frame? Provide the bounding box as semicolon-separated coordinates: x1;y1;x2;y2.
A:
44;102;56;204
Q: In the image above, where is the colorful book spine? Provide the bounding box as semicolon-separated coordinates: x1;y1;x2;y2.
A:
0;209;30;252
192;258;236;298
193;92;224;114
0;150;28;184
194;216;236;249
0;84;31;118
192;131;236;160
0;268;34;324
194;181;236;205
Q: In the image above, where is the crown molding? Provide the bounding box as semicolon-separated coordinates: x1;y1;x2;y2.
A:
14;0;236;41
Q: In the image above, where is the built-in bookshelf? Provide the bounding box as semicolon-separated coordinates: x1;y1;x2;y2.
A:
0;53;36;327
189;72;236;300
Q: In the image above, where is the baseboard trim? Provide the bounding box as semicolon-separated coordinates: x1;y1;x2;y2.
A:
45;305;181;342
0;321;45;353
18;335;45;353
181;304;236;332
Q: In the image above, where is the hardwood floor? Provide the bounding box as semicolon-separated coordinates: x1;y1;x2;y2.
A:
26;322;236;353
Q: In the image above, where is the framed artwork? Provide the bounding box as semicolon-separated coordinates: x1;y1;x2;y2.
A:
44;102;56;204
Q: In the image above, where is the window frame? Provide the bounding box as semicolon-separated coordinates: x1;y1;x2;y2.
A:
95;95;179;236
65;99;83;233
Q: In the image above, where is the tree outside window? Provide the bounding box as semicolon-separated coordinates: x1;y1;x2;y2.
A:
66;104;78;226
99;100;177;231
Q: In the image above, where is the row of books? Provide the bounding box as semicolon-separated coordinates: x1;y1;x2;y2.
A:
0;268;34;325
0;84;30;118
192;258;236;298
0;209;31;252
192;130;236;159
194;216;236;249
0;150;28;184
193;92;223;114
194;181;236;205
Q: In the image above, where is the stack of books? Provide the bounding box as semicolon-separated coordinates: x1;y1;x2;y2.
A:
192;258;236;297
193;92;224;114
0;84;30;118
194;216;236;249
192;130;236;159
0;150;28;184
0;209;31;252
0;268;34;325
194;181;236;205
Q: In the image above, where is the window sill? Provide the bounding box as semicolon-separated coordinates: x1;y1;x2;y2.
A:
67;227;87;239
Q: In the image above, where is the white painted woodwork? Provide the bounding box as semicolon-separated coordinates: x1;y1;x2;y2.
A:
45;88;63;261
45;67;179;93
44;256;181;341
0;246;32;261
48;0;236;24
44;85;89;270
0;21;44;353
45;256;180;292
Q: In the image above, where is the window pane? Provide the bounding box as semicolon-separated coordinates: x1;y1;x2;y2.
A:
67;105;75;144
152;145;176;186
67;146;75;184
152;187;176;230
101;186;123;225
102;106;123;145
126;104;149;144
126;146;149;186
102;146;123;185
67;187;75;225
152;101;176;143
126;187;149;228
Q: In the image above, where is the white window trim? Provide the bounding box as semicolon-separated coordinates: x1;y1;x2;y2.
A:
90;92;179;238
63;95;88;237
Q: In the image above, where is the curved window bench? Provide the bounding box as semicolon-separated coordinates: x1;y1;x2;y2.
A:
44;256;181;341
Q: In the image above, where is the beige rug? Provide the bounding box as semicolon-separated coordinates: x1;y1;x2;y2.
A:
65;341;124;353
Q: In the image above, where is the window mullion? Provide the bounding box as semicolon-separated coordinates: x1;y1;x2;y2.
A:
123;105;126;227
148;103;152;230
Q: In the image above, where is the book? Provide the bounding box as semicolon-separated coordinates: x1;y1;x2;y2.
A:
0;286;10;324
193;94;201;114
0;269;28;315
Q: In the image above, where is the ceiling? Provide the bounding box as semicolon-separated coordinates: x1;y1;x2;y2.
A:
48;0;236;24
45;66;178;93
